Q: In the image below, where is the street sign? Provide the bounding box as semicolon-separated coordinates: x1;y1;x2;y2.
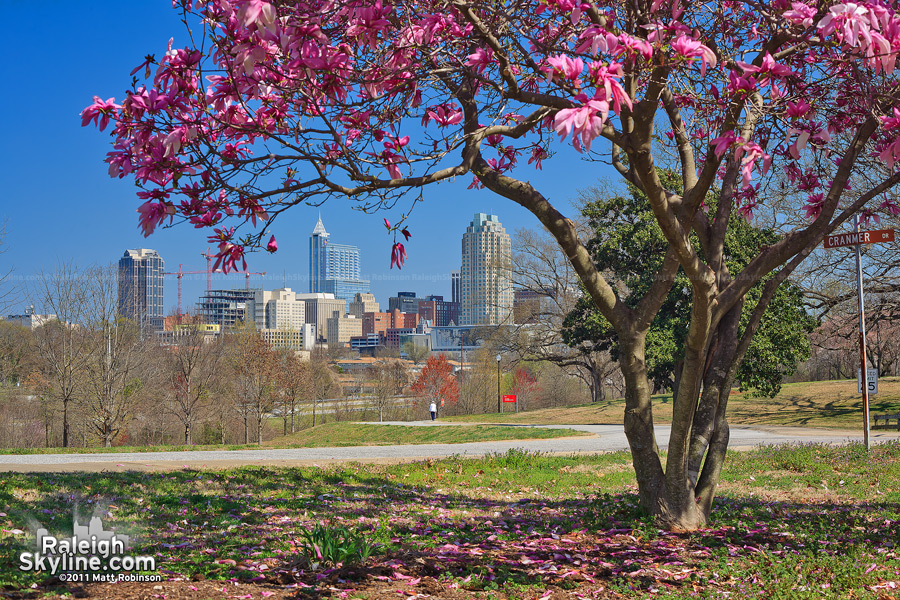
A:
502;394;517;403
857;368;878;395
825;229;894;249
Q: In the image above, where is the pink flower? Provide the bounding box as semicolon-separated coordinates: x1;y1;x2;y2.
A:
783;2;817;27
553;94;610;152
421;104;463;127
543;55;584;83
786;100;813;120
710;131;740;158
464;47;494;74
81;96;120;131
671;35;717;76
818;3;874;48
390;242;407;269
734;141;771;189
136;200;175;237
400;227;412;241
384;218;391;230
237;0;277;31
528;146;547;170
574;26;619;56
588;62;632;115
266;235;278;253
737;53;795;85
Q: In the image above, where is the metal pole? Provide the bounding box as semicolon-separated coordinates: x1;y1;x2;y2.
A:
496;355;501;414
853;215;871;451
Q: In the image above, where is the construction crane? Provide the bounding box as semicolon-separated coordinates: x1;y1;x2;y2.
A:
244;271;266;289
163;264;209;321
201;248;265;289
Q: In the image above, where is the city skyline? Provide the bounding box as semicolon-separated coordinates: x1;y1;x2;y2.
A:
0;4;609;318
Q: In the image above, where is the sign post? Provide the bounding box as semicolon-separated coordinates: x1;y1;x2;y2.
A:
852;215;870;450
824;220;895;450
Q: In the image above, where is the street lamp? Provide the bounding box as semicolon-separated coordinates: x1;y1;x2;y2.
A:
496;354;502;413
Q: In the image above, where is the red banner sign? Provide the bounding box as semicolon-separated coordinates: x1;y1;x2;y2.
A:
824;229;894;249
502;394;517;403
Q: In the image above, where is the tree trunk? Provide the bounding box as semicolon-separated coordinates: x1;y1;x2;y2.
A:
185;422;192;446
243;413;249;445
62;398;69;448
591;366;604;403
257;410;263;446
618;332;666;515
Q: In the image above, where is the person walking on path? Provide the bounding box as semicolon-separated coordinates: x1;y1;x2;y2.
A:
429;402;437;421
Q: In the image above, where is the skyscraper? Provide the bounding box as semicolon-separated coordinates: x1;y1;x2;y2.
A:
118;248;165;331
308;215;370;301
460;213;513;325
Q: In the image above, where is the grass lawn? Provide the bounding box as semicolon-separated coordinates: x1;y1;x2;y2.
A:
446;376;900;430
0;423;587;455
1;442;898;599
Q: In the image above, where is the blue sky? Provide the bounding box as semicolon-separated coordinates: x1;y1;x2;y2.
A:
1;3;613;314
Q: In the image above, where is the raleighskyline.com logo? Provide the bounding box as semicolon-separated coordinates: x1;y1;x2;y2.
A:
19;515;159;582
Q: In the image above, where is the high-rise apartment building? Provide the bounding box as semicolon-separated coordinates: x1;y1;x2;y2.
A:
308;215;370;301
460;213;514;326
118;248;165;331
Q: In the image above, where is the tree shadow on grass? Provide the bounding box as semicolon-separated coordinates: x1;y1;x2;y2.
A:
1;453;898;597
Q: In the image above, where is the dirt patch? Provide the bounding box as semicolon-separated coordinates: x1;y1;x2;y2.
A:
16;573;628;600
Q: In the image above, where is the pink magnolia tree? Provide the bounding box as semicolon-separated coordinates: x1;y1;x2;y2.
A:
85;0;900;529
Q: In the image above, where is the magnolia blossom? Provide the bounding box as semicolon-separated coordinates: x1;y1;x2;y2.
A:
390;242;407;269
671;35;717;76
553;94;610;152
80;96;120;131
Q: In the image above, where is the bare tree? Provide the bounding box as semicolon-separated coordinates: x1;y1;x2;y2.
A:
0;320;35;388
163;323;225;444
275;350;310;434
309;355;340;427
508;227;620;403
80;265;147;447
30;263;92;447
228;328;277;445
367;360;402;422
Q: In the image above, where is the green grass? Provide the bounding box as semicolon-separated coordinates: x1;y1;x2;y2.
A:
0;422;587;454
2;442;899;598
446;376;900;430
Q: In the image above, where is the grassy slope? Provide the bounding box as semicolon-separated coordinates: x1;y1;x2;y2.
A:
446;376;900;429
0;423;586;455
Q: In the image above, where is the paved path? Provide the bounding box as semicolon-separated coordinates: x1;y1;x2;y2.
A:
1;423;897;472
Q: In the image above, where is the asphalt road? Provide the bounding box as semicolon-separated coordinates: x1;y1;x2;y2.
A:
2;422;898;472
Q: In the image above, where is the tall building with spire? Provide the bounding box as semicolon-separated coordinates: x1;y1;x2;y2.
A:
308;215;370;301
118;248;165;331
460;213;513;325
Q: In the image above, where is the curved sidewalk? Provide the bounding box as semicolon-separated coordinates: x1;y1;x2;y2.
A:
1;423;897;472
